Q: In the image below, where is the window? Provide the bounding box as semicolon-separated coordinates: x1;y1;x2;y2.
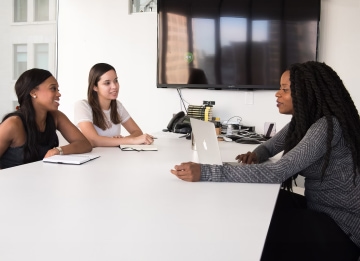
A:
13;44;28;80
14;0;27;22
131;0;157;13
34;0;49;21
2;0;57;119
34;43;49;69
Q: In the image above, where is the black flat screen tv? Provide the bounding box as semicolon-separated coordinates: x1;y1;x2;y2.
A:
157;0;321;90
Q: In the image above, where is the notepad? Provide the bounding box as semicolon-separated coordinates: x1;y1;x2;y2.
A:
119;145;158;151
43;154;100;165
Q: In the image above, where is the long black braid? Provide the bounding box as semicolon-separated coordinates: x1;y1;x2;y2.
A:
282;61;360;190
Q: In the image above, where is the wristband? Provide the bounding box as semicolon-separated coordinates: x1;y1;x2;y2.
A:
54;146;63;155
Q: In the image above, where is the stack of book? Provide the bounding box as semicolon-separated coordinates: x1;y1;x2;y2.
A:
187;105;213;121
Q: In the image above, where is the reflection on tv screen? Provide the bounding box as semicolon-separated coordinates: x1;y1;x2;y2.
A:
157;0;320;90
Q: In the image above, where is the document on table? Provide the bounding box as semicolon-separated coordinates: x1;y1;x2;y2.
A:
43;154;100;165
119;144;158;151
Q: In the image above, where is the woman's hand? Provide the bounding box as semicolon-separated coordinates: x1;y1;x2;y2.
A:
170;162;201;182
235;151;258;164
44;148;60;158
133;133;154;145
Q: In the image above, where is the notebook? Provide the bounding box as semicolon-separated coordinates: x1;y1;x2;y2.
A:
119;144;158;151
43;154;100;165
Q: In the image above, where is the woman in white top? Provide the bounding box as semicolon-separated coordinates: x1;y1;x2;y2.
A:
74;63;154;147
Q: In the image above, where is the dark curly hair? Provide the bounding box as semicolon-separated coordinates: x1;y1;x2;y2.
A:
282;61;360;190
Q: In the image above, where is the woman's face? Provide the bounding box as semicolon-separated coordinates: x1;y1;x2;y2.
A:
93;70;119;102
275;70;294;115
30;76;61;111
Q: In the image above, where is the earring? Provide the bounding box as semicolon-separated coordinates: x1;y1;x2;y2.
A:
32;95;37;98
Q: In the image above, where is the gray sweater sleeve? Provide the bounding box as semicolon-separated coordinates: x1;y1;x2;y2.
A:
200;117;341;183
253;123;289;163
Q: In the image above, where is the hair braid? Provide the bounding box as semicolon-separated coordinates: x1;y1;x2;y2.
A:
313;62;360;184
281;61;360;190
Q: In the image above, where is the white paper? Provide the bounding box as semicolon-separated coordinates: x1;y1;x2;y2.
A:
43;154;100;165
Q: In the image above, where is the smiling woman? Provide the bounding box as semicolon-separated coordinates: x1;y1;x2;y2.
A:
74;63;154;147
30;75;61;115
0;68;92;169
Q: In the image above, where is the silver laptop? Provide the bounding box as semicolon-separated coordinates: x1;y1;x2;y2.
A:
190;118;240;165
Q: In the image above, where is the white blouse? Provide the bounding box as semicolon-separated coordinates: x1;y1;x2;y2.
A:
74;99;131;137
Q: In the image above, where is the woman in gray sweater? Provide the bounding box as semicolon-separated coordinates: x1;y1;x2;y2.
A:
171;61;360;261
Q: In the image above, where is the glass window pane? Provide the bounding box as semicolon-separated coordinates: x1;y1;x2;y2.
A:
14;0;27;22
13;44;28;80
35;43;49;69
2;1;56;119
35;0;49;21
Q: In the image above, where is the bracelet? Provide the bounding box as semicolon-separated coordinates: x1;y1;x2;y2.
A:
54;146;63;155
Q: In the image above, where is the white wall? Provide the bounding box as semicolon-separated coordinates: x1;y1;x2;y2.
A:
57;0;360;135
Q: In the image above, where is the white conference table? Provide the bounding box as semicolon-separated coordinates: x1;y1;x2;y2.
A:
0;132;280;261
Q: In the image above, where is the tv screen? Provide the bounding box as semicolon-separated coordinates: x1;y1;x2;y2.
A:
157;0;321;90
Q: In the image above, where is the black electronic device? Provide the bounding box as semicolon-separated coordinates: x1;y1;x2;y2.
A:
174;116;191;134
226;134;243;141
235;137;262;144
165;111;192;134
265;123;275;138
166;111;185;131
157;0;321;91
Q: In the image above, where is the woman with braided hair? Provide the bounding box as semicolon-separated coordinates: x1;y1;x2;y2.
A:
170;61;360;260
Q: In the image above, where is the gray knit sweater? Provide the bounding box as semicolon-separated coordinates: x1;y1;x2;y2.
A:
200;117;360;247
